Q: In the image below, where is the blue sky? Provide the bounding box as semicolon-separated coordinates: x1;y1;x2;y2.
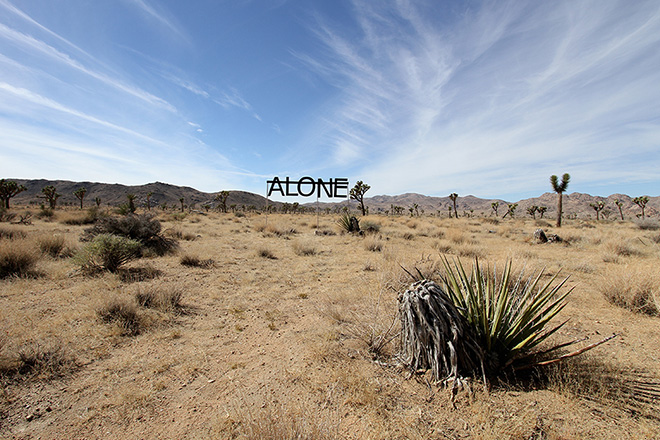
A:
0;0;658;202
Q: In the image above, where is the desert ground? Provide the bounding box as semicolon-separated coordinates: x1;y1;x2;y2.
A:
1;207;659;439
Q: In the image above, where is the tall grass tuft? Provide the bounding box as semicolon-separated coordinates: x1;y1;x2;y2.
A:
0;239;39;278
598;266;659;316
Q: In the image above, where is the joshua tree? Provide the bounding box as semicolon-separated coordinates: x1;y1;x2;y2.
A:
449;193;458;218
126;193;137;214
0;179;27;209
537;206;547;219
526;206;538;219
179;197;185;212
350;181;371;216
215;190;229;213
94;197;102;208
73;187;87;209
633;196;649;219
503;203;518;218
146;192;154;211
491;201;499;217
550;173;570;227
614;199;624;221
40;185;61;209
590;201;605;220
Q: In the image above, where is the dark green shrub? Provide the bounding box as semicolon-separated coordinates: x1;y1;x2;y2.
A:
74;234;141;273
84;213;177;256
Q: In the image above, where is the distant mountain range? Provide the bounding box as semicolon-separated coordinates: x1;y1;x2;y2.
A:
6;179;659;219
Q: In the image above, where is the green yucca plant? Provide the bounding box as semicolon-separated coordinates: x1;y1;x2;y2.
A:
398;257;607;384
439;257;572;372
336;213;360;233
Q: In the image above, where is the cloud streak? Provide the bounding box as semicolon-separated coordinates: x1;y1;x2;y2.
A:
302;0;660;197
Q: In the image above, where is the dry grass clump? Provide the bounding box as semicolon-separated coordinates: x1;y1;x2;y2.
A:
256;221;297;237
256;246;277;259
292;240;317;256
164;227;198;241
635;219;660;231
0;239;39;278
36;234;66;258
0;226;27;240
597;266;659;315
1;341;75;382
97;297;143;336
361;220;381;234
220;397;340;440
364;236;383;252
59;208;100;225
602;239;645;262
180;254;215;268
135;283;184;313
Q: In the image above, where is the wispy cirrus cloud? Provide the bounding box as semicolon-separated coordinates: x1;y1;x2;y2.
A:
124;0;189;42
301;0;660;197
0;22;177;112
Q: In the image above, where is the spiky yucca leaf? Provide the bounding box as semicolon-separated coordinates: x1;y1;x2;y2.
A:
440;257;572;372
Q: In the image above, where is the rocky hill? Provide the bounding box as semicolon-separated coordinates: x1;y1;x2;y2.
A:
4;179;658;219
7;179;273;210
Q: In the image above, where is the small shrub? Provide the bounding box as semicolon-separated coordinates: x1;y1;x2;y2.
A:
604;240;644;258
401;232;415;240
37;234;66;258
180;254;215;268
0;240;39;278
164;228;197;241
84;213;177;256
97;298;143;336
74;234;141;273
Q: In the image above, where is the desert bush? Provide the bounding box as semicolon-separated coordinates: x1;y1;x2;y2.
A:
0;240;39;278
598;266;659;315
74;234;141;273
0;226;26;240
180;254;215;268
135;283;184;313
37;234;65;258
97;297;143;336
84;213;177;256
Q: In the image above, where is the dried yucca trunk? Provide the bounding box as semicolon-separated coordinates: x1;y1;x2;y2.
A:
398;280;484;383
